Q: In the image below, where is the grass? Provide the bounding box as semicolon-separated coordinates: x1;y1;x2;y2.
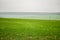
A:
0;18;60;40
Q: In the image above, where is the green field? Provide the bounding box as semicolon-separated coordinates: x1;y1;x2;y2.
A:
0;18;60;40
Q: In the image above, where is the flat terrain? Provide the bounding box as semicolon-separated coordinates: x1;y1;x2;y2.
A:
0;18;60;40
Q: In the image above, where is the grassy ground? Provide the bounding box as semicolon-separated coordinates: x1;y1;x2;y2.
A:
0;18;60;40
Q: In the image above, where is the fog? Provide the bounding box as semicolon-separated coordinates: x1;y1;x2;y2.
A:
0;0;60;12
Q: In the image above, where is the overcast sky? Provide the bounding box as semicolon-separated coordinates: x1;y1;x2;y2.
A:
0;0;60;12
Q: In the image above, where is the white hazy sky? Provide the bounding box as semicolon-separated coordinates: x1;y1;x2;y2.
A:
0;0;60;12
